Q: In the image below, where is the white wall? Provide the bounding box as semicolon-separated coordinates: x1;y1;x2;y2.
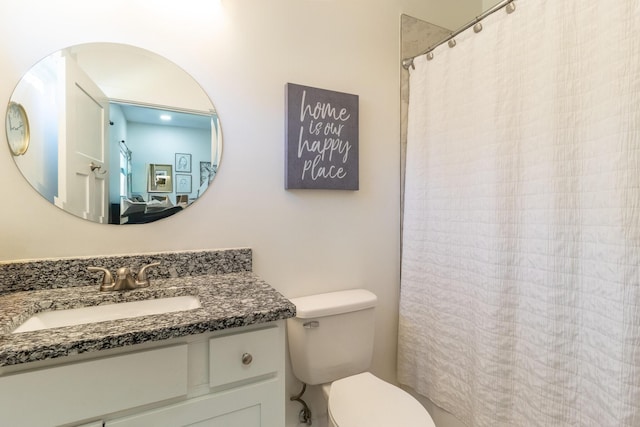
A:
0;1;480;425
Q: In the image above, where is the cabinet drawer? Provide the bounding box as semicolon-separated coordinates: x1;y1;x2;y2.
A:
209;326;280;387
0;344;188;427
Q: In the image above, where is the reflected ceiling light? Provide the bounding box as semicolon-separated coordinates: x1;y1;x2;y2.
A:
160;114;172;121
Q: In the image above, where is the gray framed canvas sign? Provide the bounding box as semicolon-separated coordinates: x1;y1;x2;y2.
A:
285;83;359;190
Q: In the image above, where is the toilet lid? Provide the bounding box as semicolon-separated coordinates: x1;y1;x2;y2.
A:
328;372;435;427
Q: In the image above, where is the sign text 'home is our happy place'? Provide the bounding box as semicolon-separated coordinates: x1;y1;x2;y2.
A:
285;83;359;190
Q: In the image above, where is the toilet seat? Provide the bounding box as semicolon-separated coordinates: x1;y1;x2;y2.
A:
327;372;435;427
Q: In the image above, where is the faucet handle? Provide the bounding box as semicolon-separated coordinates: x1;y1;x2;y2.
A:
136;262;161;287
88;267;115;291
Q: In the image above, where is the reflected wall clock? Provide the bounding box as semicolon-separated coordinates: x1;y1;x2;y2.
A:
5;101;30;156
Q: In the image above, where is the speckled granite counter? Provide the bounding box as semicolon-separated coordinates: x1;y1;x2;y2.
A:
0;249;296;367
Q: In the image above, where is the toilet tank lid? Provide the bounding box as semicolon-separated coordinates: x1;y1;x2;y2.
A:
290;289;377;319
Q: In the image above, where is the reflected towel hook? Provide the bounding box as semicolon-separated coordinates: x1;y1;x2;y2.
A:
89;162;107;175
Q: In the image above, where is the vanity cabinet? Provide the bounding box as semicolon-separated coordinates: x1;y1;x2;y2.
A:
0;322;285;427
106;326;283;427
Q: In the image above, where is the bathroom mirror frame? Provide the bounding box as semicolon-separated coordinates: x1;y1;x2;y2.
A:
5;42;222;225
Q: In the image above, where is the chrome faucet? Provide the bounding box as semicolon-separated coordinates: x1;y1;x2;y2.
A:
88;262;161;291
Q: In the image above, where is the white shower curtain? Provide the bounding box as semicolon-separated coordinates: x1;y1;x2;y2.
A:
398;1;640;426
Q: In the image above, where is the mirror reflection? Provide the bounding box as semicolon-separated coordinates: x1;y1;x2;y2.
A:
6;43;222;224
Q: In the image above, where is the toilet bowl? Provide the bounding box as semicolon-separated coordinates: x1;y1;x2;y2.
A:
287;289;435;426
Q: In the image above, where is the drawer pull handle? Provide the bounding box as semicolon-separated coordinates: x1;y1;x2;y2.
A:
242;353;253;365
303;320;320;329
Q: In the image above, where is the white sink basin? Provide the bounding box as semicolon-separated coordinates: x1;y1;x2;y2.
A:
12;295;201;334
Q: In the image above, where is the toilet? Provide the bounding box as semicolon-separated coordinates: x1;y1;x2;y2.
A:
287;289;435;427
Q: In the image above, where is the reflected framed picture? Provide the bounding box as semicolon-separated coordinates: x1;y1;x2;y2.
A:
200;161;215;185
148;164;173;192
176;174;192;194
175;153;191;173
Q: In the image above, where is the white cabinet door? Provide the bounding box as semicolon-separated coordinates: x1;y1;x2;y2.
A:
189;405;260;427
0;345;188;427
106;379;281;427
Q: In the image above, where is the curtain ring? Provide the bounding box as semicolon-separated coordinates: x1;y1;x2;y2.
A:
506;2;516;14
473;22;483;33
402;58;415;70
448;39;456;48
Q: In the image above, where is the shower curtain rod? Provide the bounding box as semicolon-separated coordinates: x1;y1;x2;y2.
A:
401;0;516;69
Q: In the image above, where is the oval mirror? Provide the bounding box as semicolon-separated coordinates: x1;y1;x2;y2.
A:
5;42;222;224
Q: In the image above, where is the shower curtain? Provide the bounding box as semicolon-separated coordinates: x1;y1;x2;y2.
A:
398;1;640;426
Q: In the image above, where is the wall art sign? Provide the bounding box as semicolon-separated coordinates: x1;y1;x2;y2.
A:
285;83;359;190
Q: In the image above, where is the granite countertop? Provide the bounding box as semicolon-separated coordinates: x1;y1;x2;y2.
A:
0;272;296;367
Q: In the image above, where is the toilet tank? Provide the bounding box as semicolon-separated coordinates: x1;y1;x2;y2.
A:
287;289;377;385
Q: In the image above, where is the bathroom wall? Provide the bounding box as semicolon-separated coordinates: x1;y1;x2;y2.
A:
0;1;481;425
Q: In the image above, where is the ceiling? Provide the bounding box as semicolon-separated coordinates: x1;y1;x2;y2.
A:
116;103;212;130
